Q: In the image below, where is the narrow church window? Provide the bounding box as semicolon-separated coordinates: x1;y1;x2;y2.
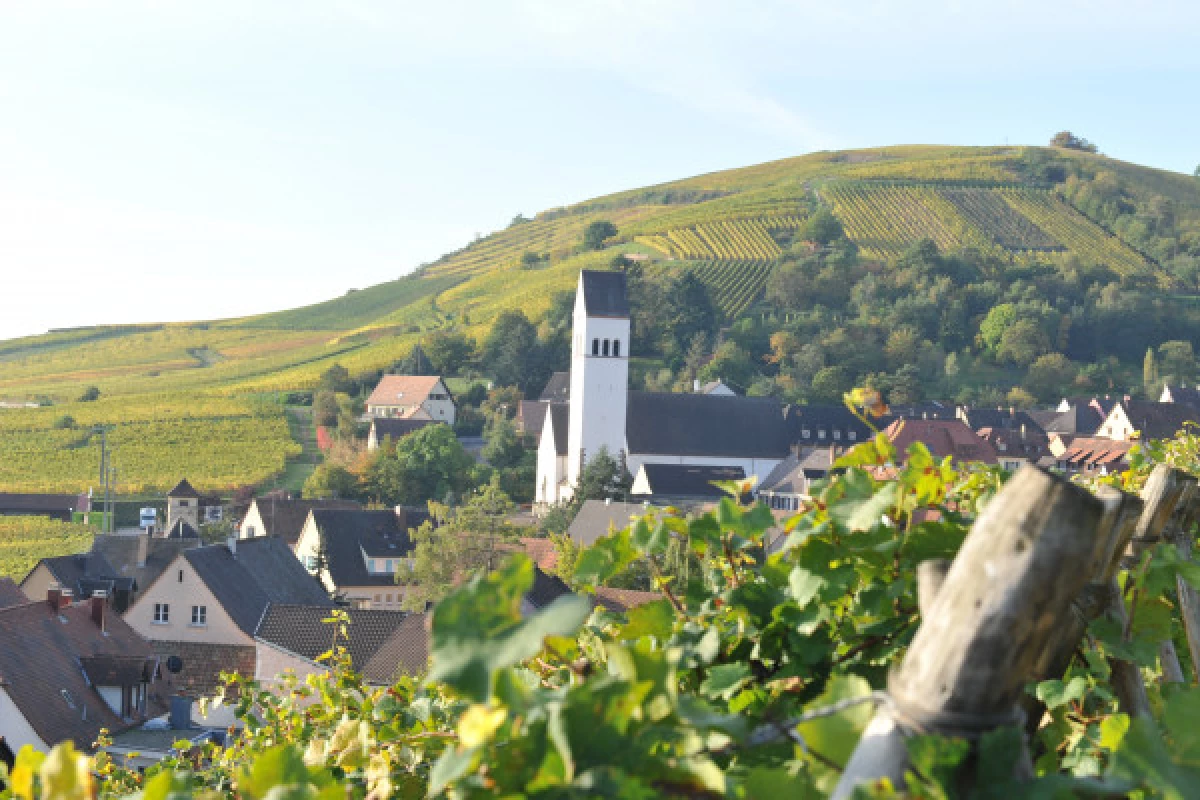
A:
613;340;620;357
603;339;610;356
592;339;599;355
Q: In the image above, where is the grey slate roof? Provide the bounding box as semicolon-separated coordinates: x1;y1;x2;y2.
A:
0;493;86;515
1163;385;1200;410
167;479;200;498
255;603;415;674
362;613;430;682
30;552;135;600
182;536;332;636
580;270;630;318
785;404;882;449
517;400;549;437
165;519;201;539
549;404;570;456
633;464;745;499
538;371;571;403
525;567;575;611
246;497;362;546
1118;401;1200;441
758;454;808;494
626;392;790;458
0;577;28;608
371;417;441;442
91;534;198;602
310;510;419;589
1033;405;1103;436
567;500;654;547
957;407;1045;435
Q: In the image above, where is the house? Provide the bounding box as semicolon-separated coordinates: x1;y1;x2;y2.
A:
1050;436;1133;476
0;492;89;521
518;537;559;571
956;407;1045;437
785;405;879;453
293;508;430;609
1160;385;1200;410
566;500;654;548
539;371;571;403
975;426;1051;472
164;479;224;531
254;604;429;686
535;271;790;507
756;451;838;511
89;531;202;608
889;402;955;421
125;536;332;696
366;375;456;425
883;418;998;465
238;496;362;547
0;589;166;755
367;417;441;451
1095;399;1200;442
630;464;746;506
697;380;736;396
20;551;136;612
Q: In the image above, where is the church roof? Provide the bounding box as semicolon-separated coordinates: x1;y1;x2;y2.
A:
625;392;790;458
579;270;629;318
632;464;745;499
538;372;571;403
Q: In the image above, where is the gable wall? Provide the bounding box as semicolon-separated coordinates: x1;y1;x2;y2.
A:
0;687;49;753
19;563;58;602
239;502;267;539
124;556;252;646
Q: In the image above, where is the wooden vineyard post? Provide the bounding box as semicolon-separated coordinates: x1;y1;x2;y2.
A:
832;466;1106;798
1021;485;1142;735
1169;492;1200;682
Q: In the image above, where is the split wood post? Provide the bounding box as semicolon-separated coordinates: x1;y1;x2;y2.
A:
1168;489;1200;682
1021;485;1142;737
832;466;1105;799
1128;466;1196;686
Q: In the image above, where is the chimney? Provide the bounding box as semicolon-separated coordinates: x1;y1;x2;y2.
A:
136;530;149;568
227;536;237;556
58;588;73;610
89;590;107;630
47;584;62;611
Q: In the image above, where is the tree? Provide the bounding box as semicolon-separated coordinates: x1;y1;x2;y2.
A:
979;304;1018;354
1024;353;1077;402
1006;386;1037;409
77;386;100;402
482;416;523;469
810;366;852;402
664;272;718;352
1050;131;1098;153
697;341;755;392
582;220;618;250
482;310;545;393
1158;340;1195;386
574;446;631;504
996;318;1051;367
402;476;519;610
800;208;844;245
1144;347;1161;398
319;363;351;393
314;390;339;428
362;423;475;506
424;331;475;375
302;464;359;500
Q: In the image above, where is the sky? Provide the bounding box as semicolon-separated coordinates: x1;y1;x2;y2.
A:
0;0;1198;341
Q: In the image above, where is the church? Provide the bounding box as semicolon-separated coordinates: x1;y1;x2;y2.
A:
535;270;791;507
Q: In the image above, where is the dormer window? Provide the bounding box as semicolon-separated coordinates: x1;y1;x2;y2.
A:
848;431;857;441
833;430;842;440
818;429;827;440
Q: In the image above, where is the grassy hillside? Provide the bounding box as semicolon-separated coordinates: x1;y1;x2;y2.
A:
0;144;1197;492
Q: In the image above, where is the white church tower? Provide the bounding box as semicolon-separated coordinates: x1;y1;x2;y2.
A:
564;270;630;496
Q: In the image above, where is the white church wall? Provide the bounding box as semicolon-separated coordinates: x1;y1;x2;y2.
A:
535;411;568;506
566;287;629;489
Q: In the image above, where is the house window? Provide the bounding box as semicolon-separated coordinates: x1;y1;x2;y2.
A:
592;339;599;355
153;603;169;624
817;429;827;440
304;555;318;571
801;428;811;438
848;431;857;441
833;430;842;441
602;339;610;356
245;525;256;537
374;594;382;605
178;569;183;582
613;340;621;357
191;605;207;626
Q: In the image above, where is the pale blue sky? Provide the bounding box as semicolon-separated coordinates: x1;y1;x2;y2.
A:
0;1;1197;340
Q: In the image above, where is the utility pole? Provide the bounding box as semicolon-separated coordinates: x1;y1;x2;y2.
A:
95;425;114;533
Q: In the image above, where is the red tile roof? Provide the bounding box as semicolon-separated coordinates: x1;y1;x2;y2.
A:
519;537;559;571
366;376;443;410
884;419;998;464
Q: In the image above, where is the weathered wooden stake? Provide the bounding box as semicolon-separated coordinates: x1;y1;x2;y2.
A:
832;466;1105;798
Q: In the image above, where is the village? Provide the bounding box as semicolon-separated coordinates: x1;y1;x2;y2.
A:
0;268;1197;767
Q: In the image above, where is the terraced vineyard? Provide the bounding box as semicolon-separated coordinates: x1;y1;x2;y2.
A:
941;188;1062;251
688;260;777;317
0;517;93;580
635;219;787;261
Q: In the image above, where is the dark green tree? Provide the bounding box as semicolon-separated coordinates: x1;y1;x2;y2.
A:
313;390;339;428
482;416;523;469
482;310;545;393
319;363;352;392
363;423;475;506
424;331;475;375
582;220;618;250
302;464;359;500
800;208;844;245
1050;131;1098;152
78;386;100;402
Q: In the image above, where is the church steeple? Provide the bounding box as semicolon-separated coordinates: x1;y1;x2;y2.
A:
564;270;630;496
